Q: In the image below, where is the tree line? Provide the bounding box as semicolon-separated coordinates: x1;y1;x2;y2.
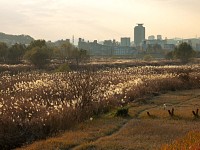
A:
0;40;198;67
0;40;89;68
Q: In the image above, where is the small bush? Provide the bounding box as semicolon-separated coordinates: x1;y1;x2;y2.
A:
143;55;153;61
115;107;129;117
55;63;71;72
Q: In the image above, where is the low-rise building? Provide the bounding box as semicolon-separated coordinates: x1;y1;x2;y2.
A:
120;37;131;47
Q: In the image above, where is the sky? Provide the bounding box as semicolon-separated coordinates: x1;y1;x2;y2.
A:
0;0;200;42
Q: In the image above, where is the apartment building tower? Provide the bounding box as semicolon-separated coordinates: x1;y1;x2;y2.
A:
134;24;145;47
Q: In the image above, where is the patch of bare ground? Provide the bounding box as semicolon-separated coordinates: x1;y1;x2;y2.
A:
17;89;200;150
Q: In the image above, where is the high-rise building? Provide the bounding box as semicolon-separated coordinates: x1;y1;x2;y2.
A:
121;37;131;47
134;24;145;47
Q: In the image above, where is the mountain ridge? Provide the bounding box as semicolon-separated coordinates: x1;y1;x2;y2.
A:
0;32;34;46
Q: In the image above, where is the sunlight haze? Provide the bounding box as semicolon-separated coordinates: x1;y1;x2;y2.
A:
0;0;199;41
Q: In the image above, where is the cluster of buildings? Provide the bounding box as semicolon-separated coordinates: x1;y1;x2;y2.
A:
78;38;136;56
78;24;200;57
135;24;200;51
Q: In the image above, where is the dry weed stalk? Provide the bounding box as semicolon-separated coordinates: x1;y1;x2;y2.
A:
168;108;174;117
192;109;199;118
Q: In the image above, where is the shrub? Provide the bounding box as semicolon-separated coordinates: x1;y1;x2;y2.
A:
143;55;153;61
115;107;129;117
174;42;196;63
55;63;71;72
24;47;50;68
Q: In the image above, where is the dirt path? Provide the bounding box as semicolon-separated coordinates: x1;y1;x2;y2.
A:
71;119;129;150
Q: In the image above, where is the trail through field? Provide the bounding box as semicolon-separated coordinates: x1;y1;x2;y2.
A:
17;89;200;150
71;119;130;150
72;89;200;150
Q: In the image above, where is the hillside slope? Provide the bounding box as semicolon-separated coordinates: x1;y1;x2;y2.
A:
0;32;34;46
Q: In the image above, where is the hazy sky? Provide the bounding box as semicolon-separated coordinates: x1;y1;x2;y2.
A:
0;0;200;42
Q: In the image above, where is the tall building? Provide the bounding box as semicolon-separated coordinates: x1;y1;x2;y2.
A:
121;37;131;47
134;24;145;47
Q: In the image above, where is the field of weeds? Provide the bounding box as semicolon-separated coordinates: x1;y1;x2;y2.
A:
1;63;200;149
17;89;200;150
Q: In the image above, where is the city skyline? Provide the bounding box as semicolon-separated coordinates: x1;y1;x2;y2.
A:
0;0;200;42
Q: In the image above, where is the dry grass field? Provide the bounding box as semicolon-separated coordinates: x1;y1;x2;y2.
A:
17;89;200;150
162;131;200;150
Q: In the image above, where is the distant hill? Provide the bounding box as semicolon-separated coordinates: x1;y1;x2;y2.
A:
0;32;34;46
